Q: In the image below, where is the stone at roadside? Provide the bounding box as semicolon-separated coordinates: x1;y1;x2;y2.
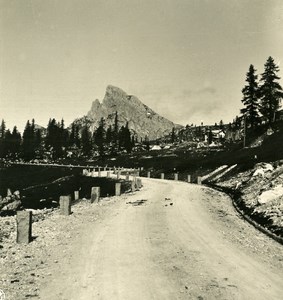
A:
14;190;20;196
258;185;283;204
2;200;21;211
16;211;32;243
253;168;265;177
7;188;12;196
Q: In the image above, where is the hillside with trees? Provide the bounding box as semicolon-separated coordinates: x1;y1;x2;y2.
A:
0;57;283;163
0;112;135;162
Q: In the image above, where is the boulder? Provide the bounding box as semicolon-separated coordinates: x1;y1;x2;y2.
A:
2;200;21;211
258;185;283;204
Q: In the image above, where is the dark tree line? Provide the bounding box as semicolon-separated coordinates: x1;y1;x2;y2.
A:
241;56;283;127
22;119;42;160
0;119;21;158
92;112;134;156
0;112;135;161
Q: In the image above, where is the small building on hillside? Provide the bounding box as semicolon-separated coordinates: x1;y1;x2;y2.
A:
150;145;162;151
211;129;225;140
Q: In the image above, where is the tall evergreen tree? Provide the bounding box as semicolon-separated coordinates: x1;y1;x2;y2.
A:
11;126;22;157
113;111;119;147
31;118;35;133
74;125;80;148
117;123;132;152
4;129;12;157
131;135;135;149
22;120;36;160
46;118;64;158
81;126;92;155
259;56;283;123
0;119;6;139
118;125;125;150
0;119;6;157
58;119;69;149
69;123;76;147
240;64;260;128
94;117;106;156
69;122;80;148
46;118;55;148
124;122;132;153
171;127;176;143
34;129;42;149
106;125;112;144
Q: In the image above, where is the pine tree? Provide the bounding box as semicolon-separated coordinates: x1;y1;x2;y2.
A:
240;65;260;128
4;129;12;157
117;122;132;153
0;119;6;139
69;123;76;147
171;127;176;143
74;125;80;148
259;56;283;123
106;125;112;144
31;118;35;133
0;119;6;157
124;123;132;153
81;126;92;155
60;119;67;148
94;117;106;156
22;120;36;160
35;128;46;159
46;118;55;148
113;111;119;147
118;125;125;150
46;118;64;158
34;129;42;149
11;126;21;157
131;135;135;150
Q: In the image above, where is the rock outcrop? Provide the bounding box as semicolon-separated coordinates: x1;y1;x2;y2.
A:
213;161;283;238
0;190;22;212
75;85;180;140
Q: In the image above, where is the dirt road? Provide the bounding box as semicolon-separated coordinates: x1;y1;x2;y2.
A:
39;178;283;300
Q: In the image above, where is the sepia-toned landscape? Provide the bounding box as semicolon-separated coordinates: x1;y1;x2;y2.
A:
1;1;283;299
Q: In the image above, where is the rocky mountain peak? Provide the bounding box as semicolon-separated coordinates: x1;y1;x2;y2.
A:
105;85;128;99
82;85;181;140
90;99;101;110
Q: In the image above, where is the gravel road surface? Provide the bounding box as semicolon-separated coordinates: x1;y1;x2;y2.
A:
38;178;283;300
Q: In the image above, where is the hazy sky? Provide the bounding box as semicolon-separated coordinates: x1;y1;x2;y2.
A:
1;0;283;132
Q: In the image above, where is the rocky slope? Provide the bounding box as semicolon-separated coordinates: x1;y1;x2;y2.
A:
74;85;180;140
207;161;283;239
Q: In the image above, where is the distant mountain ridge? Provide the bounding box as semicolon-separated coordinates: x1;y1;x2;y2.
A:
74;85;181;140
